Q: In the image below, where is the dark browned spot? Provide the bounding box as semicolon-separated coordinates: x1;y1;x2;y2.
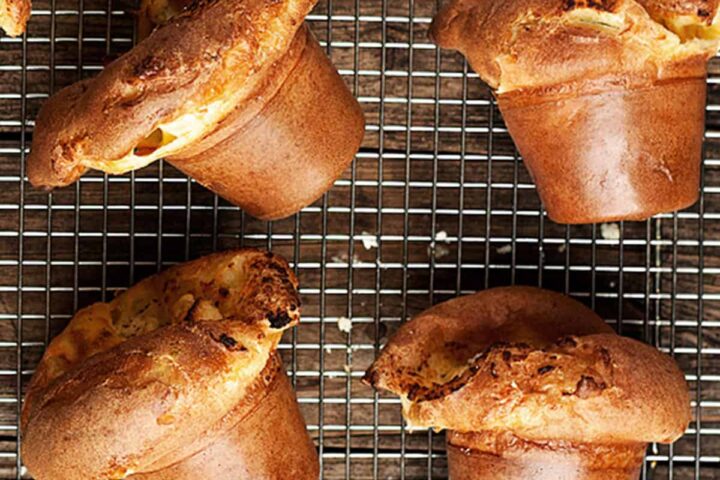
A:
219;287;229;298
537;365;555;375
474;345;493;362
183;299;201;322
211;333;247;353
134;55;166;80
201;51;222;63
510;352;529;362
490;362;499;378
698;8;711;18
502;350;512;362
574;375;607;399
599;347;612;367
362;368;380;387
407;384;421;401
267;259;292;277
556;336;578;348
266;310;292;329
406;363;481;403
563;0;618;12
135;303;151;316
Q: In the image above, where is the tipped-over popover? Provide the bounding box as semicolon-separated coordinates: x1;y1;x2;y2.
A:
431;0;720;224
365;287;691;480
21;250;319;480
28;0;365;220
0;0;30;36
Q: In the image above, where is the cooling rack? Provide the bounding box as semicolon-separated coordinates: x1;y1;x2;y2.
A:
0;0;718;478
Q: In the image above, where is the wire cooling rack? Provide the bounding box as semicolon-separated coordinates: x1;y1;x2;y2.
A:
0;1;719;478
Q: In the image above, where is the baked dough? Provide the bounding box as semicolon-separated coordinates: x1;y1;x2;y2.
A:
365;287;691;479
28;0;365;221
431;0;720;94
28;0;317;186
21;250;317;479
430;0;720;224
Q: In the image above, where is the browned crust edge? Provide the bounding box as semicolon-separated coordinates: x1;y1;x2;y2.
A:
21;249;304;479
365;287;690;445
27;0;317;188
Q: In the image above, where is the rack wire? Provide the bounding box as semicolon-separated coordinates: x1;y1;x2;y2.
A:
0;0;718;478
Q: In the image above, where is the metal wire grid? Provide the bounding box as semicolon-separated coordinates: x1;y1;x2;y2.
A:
0;0;719;478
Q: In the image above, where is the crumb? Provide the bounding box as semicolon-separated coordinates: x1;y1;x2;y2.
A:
428;230;451;259
343;364;352;374
558;243;567;253
359;232;379;250
428;243;450;260
496;244;512;255
333;253;364;266
338;317;352;334
331;254;348;264
325;345;332;354
601;223;620;241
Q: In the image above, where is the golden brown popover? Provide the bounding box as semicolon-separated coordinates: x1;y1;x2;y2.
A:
365;287;691;480
431;0;720;224
28;0;365;220
22;249;319;479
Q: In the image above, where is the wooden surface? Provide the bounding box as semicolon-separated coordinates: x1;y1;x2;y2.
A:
0;1;719;478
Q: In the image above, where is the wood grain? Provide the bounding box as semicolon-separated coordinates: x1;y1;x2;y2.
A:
0;0;718;478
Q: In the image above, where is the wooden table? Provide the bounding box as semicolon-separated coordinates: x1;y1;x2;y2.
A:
0;1;718;478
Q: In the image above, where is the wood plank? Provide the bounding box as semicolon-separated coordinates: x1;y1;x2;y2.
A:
0;1;718;478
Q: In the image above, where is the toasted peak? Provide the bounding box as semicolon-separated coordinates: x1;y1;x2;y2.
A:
638;0;720;30
365;286;612;394
27;0;317;188
21;249;301;479
366;287;690;445
401;334;690;444
431;0;719;92
31;248;300;392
